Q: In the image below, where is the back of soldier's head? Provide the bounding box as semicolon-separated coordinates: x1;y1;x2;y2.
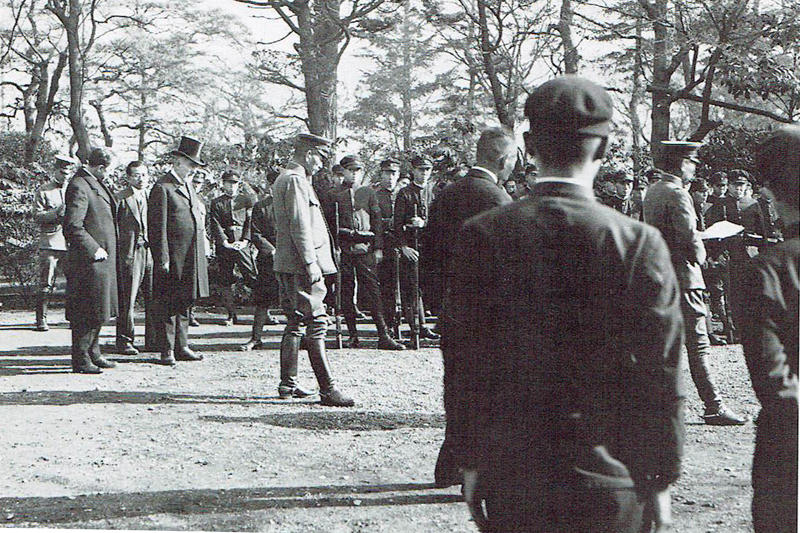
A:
476;127;516;167
757;124;800;207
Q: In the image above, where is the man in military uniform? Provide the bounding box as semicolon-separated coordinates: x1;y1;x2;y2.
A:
375;158;402;335
393;155;439;341
115;161;157;355
740;124;799;533
272;133;354;407
456;76;685;533
644;141;745;426
64;148;119;374
210;171;253;326
331;155;404;350
428;126;515;488
148;136;210;366
708;171;728;206
33;154;75;331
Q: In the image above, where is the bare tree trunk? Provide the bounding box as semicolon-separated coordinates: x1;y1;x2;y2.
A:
25;53;66;164
401;0;412;151
557;0;579;74
688;47;723;142
477;0;512;128
90;100;113;147
630;17;644;177
641;0;673;165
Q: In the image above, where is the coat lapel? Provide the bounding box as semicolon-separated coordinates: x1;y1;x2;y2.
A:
81;169;113;209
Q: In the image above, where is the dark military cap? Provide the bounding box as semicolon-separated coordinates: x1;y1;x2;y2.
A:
295;133;332;158
331;164;346;176
221;170;241;183
690;179;710;193
709;171;728;186
524;76;614;137
729;169;752;185
410;155;433;169
339;155;363;170
380;158;401;171
660;141;702;164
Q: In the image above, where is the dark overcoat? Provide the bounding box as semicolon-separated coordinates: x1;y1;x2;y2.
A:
446;181;686;528
63;167;119;326
147;171;209;312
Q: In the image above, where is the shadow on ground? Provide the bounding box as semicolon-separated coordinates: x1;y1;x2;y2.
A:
200;411;445;431
0;482;462;525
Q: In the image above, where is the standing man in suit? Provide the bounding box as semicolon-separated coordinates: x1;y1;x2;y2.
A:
272;133;354;407
115;161;157;355
394;155;440;341
64;148;119;374
332;155;405;350
148;136;210;366
427;127;515;488
210;171;252;326
740;124;799;533
644;141;746;426
454;77;685;533
33;154;75;331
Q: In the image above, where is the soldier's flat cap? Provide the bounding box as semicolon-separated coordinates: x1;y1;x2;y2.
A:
339;155;363;170
54;154;76;167
295;133;332;157
331;164;346;176
757;124;800;183
709;171;728;185
525;76;613;137
661;141;702;164
380;158;401;171
410;155;433;169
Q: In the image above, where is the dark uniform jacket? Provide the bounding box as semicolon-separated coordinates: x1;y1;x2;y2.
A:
210;194;252;250
115;187;148;268
63;168;119;325
376;188;397;249
706;195;765;236
331;185;383;254
425;166;511;278
148;171;210;310
393;182;428;249
250;197;277;260
446;181;686;497
643;173;707;290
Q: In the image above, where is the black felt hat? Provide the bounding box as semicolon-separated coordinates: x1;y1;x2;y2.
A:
169;136;207;167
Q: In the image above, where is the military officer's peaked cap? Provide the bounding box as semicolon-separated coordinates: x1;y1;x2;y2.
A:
525;76;614;137
295;133;332;158
709;171;728;186
410;155;433;169
380;158;401;171
54;154;76;168
339;155;363;170
660;141;702;164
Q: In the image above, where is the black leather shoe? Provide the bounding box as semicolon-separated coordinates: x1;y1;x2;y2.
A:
223;317;234;327
176;348;203;361
240;339;264;351
116;344;139;356
36;323;50;332
420;327;440;340
704;406;747;426
709;334;728;346
320;388;355;407
73;363;103;374
346;336;361;348
377;337;405;351
355;310;368;321
265;313;280;325
160;351;176;366
189;317;201;327
278;384;315;399
92;356;117;369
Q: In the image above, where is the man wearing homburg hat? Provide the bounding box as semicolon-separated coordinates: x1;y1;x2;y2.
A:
331;155;405;350
644;140;746;426
739;124;799;533
453;76;686;532
271;133;354;407
148;136;210;366
33;153;76;331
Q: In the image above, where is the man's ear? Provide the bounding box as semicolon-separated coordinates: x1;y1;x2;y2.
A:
522;131;536;158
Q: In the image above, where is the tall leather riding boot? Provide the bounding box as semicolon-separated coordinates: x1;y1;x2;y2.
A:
222;286;237;324
35;292;49;331
344;313;359;347
374;307;404;350
279;334;301;390
306;338;354;406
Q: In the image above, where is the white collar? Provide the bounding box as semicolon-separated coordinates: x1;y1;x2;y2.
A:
471;166;498;184
535;177;592;189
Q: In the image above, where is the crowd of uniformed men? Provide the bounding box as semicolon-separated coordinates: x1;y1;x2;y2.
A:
29;74;797;532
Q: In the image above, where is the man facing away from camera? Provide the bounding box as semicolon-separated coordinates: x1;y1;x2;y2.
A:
450;76;686;533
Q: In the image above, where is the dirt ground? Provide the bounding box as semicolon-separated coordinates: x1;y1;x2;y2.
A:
0;307;760;532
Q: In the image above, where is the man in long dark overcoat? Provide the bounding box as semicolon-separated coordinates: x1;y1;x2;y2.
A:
148;136;209;365
64;148;119;374
427;127;515;488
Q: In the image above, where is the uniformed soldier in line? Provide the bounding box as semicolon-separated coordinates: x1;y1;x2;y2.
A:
375;158;402;334
393;155;440;341
332;155;405;350
690;179;712;231
613;172;637;217
187;169;210;327
209;171;253;326
708;171;728;206
740;124;799;533
321;164;346;318
33;154;75;331
644;141;746;426
706;171;766;235
115;161;157;355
